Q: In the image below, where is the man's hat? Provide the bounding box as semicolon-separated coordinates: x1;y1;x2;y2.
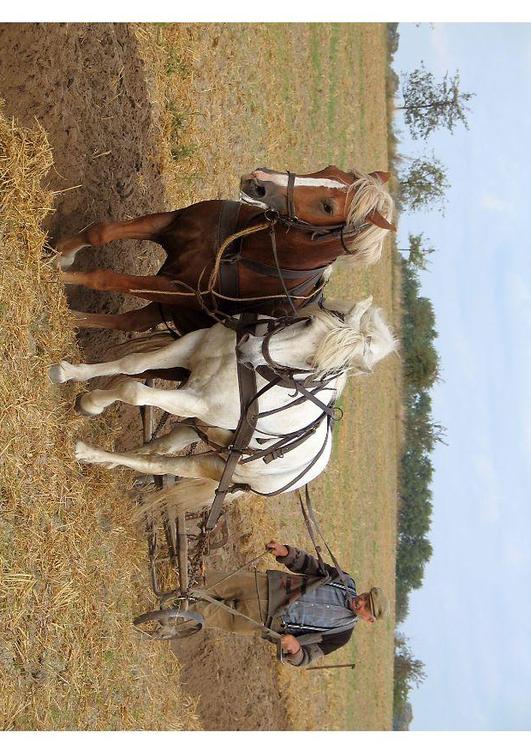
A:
368;587;389;620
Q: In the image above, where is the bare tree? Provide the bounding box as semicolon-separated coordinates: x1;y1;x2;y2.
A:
398;62;474;141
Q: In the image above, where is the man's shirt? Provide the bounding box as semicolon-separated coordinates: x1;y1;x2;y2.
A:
267;545;358;667
282;577;358;634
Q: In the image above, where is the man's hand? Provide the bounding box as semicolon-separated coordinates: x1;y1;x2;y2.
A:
266;540;289;557
281;634;301;655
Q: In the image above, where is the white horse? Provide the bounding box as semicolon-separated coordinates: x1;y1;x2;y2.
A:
49;297;397;511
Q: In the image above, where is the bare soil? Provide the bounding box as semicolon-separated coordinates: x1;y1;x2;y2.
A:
0;22;289;730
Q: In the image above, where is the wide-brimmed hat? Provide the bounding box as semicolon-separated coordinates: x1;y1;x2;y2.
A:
368;587;389;620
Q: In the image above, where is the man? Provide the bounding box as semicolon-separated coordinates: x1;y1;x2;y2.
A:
189;539;389;667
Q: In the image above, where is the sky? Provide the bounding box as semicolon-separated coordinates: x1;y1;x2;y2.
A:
393;23;531;730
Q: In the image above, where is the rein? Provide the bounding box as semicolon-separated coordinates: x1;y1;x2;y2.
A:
298;484;355;605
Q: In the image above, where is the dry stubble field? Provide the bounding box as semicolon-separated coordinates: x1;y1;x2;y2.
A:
0;22;400;730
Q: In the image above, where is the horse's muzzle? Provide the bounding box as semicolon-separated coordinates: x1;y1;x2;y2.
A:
240;177;267;200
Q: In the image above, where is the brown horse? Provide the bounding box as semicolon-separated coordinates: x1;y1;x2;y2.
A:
56;165;395;335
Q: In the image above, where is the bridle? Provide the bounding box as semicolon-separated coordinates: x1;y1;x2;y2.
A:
273;170;365;256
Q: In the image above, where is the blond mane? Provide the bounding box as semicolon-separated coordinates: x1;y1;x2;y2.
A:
339;168;395;267
300;299;398;379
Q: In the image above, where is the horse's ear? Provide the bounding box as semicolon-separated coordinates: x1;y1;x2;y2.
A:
355;362;373;375
367;209;396;232
369;170;391;184
347;295;373;321
358;295;373;316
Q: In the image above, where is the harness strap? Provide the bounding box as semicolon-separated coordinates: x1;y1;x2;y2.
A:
254;421;332;497
182;411;325;468
157;303;181;340
204;312;260;531
238;256;328;281
217;201;243;302
240;416;324;465
269;221;297;315
256;364;339;420
299;484;355;605
286;170;297;220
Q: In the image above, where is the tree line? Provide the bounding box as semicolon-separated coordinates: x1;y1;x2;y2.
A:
386;23;474;729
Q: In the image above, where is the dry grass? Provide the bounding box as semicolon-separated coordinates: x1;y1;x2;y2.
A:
135;23;401;730
0;108;200;730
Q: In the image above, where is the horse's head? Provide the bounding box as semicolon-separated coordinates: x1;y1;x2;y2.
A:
309;296;398;377
240;165;396;265
240;165;395;228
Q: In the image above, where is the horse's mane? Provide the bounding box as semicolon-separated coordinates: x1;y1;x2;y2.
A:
301;300;398;379
339;168;395;267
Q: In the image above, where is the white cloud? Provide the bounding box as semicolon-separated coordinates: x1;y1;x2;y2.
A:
504;542;531;567
472;454;501;522
429;25;453;74
523;39;531;73
505;271;531;310
519;401;531;456
480;193;513;214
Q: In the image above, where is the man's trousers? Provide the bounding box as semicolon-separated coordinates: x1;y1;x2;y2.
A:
191;570;269;635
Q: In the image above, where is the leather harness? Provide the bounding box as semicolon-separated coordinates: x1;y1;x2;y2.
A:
200;313;342;532
216;200;329;317
163;181;356;535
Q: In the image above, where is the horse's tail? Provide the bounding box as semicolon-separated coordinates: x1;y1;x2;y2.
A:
133;478;217;524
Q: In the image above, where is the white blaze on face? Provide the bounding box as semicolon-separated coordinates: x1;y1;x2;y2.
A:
239;190;269;209
253;170;349;191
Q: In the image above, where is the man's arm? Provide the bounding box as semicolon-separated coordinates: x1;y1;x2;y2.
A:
284;643;325;667
285;628;354;667
266;540;337;578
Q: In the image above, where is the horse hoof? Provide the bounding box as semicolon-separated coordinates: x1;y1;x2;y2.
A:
74;440;89;462
49;364;66;384
74;394;97;417
58;253;75;270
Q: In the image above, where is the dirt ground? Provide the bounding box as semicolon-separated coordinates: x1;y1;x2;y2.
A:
0;22;289;730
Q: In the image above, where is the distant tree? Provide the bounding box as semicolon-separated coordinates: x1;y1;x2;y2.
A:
393;633;426;728
401;282;441;389
399;154;450;213
395;633;426;687
393;700;413;731
406;390;447;452
398;62;474;140
405;342;440;390
396;536;433;592
398;233;435;271
395;590;410;624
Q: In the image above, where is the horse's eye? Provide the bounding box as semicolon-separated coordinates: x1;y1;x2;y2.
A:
322;201;334;215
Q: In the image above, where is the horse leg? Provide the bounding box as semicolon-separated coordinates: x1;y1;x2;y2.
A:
55;211;180;270
73;379;207;419
129;424;232;456
128;423;201;456
69;302;164;331
60;269;187;305
49;329;205;385
75;441;225;481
